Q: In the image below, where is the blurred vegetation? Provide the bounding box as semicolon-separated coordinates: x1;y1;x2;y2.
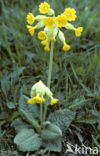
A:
0;0;100;155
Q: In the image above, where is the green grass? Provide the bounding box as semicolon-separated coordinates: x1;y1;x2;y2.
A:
0;0;100;155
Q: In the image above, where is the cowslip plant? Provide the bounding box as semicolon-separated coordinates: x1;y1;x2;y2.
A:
12;1;83;154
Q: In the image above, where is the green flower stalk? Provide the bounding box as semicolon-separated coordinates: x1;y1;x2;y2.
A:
43;42;54;121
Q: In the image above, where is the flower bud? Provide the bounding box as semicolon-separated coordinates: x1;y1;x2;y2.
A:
48;8;55;15
35;21;44;29
53;26;58;38
65;22;75;30
45;27;54;42
58;30;65;44
35;15;46;21
31;80;52;98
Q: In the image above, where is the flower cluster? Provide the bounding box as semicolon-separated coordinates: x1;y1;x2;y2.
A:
27;80;58;105
26;1;83;51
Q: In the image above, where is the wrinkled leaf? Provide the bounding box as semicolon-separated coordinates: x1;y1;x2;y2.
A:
41;121;62;140
11;118;31;133
14;129;42;152
48;109;75;131
43;138;62;152
7;101;16;109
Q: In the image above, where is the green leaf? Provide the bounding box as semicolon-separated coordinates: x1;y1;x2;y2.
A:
41;121;62;140
92;135;100;149
11;118;31;133
74;131;83;143
43;138;62;152
8;111;19;123
1;79;10;97
68;97;88;111
14;128;42;152
20;109;41;133
0;120;6;126
76;110;100;124
48;109;75;131
77;117;98;124
19;95;40;120
0;112;8;120
7;101;16;109
97;124;100;131
18;94;41;132
9;67;25;78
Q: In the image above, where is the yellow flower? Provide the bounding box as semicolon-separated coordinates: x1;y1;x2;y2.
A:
26;25;35;36
27;95;45;104
34;95;45;103
41;97;45;102
62;44;71;51
51;37;56;42
27;13;35;25
75;27;83;37
27;98;35;104
64;8;77;21
44;17;54;28
41;39;50;51
51;98;59;105
39;2;50;14
55;15;67;28
44;45;50;51
41;40;49;45
38;31;47;40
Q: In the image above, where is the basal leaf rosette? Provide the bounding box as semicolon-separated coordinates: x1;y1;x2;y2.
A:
26;1;83;51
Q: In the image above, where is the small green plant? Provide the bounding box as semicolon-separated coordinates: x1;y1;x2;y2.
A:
12;1;83;154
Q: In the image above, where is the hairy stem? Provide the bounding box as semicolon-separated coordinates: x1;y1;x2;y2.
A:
47;42;54;89
43;42;54;121
40;102;43;124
